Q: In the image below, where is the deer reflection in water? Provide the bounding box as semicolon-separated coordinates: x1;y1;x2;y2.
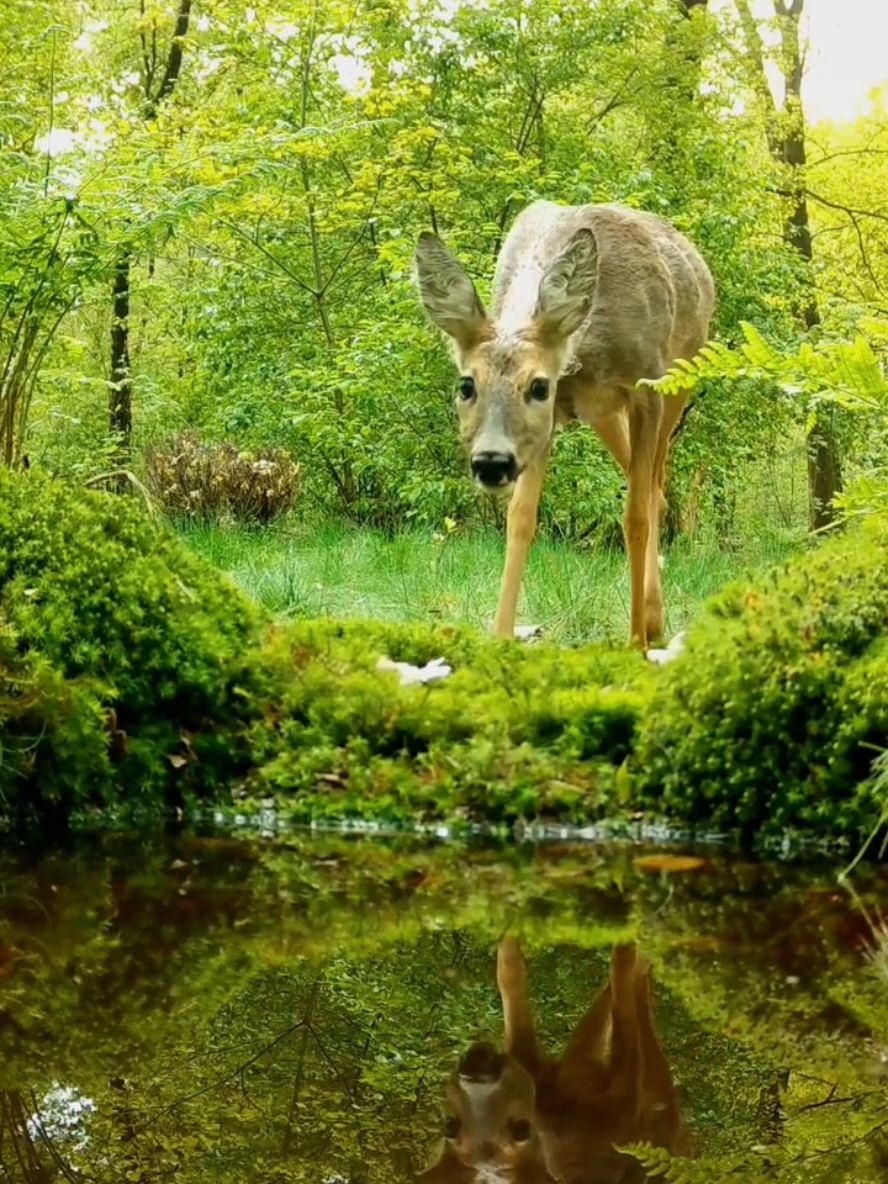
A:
418;940;690;1184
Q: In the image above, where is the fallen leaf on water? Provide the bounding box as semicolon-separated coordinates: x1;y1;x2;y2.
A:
633;854;708;875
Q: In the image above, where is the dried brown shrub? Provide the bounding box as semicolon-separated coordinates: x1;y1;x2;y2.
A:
145;432;300;524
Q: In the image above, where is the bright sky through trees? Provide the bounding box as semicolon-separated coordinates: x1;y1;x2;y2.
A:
713;0;888;124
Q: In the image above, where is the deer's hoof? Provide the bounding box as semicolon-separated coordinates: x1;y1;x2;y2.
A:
514;624;544;643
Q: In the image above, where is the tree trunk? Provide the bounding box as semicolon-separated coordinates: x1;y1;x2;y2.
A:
650;0;710;187
776;1;843;528
107;0;192;478
736;0;843;530
753;1069;791;1146
109;250;132;457
650;0;709;536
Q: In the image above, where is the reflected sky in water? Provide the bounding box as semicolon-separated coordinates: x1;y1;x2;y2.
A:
1;830;888;1182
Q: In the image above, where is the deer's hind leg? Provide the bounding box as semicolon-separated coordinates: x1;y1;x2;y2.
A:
607;943;644;1084
559;945;644;1105
626;396;663;648
635;959;692;1157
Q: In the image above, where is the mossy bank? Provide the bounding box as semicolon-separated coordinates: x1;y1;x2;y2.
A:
0;468;263;827
3;467;888;846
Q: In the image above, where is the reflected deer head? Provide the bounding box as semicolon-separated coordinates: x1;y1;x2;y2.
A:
416;1038;553;1182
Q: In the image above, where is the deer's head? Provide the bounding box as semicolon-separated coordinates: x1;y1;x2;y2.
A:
416;1040;554;1184
414;228;598;492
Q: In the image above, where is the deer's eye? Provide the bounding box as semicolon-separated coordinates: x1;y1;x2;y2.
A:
528;377;549;402
443;1115;461;1140
458;376;476;401
507;1118;532;1143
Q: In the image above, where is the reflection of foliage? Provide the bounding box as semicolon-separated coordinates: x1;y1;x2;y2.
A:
1;834;888;1180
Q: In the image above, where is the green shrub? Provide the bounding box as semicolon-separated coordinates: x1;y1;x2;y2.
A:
0;467;264;827
0;620;112;822
246;619;656;825
633;518;888;839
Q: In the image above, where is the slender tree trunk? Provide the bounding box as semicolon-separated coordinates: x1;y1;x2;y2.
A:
736;0;842;531
109;250;133;454
649;0;710;541
650;0;710;186
107;0;191;478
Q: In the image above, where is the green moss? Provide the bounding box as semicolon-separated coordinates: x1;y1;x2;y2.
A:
0;620;111;815
633;518;888;839
0;468;263;827
246;618;655;825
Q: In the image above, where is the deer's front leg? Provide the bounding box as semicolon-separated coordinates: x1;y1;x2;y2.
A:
607;943;644;1103
497;937;542;1073
493;451;549;638
625;396;662;648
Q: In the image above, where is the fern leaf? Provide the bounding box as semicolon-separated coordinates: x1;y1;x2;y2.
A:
832;336;886;403
739;321;781;369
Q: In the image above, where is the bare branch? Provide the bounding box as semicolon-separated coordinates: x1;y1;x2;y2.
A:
808;148;888;168
585;70;639;132
216;219;315;294
805;189;888;225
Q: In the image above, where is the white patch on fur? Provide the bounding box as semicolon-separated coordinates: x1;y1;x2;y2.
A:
496;261;547;336
474;1166;513;1184
459;1080;499;1100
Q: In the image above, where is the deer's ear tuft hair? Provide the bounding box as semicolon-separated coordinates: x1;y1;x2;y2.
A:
534;227;598;345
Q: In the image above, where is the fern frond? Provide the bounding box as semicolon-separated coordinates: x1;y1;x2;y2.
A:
739;320;782;369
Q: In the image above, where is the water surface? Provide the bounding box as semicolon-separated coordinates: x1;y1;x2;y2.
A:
2;830;887;1182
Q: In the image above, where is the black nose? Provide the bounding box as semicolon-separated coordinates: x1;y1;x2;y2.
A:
471;451;518;487
458;1042;506;1083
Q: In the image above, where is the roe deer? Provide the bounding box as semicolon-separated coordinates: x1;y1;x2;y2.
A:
413;201;715;648
417;939;690;1184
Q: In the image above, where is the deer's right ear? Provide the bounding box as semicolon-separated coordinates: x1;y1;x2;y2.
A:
413;232;488;352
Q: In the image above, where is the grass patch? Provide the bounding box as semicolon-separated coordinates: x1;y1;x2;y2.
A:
177;519;801;644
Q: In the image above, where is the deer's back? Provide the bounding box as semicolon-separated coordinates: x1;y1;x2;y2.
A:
492;200;715;383
532;1055;687;1184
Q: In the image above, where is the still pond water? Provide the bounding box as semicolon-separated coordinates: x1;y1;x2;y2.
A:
2;829;888;1183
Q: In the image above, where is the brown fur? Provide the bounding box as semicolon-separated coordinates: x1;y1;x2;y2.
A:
414;201;716;647
417;939;691;1184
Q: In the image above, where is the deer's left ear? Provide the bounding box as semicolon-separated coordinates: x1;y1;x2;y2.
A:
534;227;598;346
